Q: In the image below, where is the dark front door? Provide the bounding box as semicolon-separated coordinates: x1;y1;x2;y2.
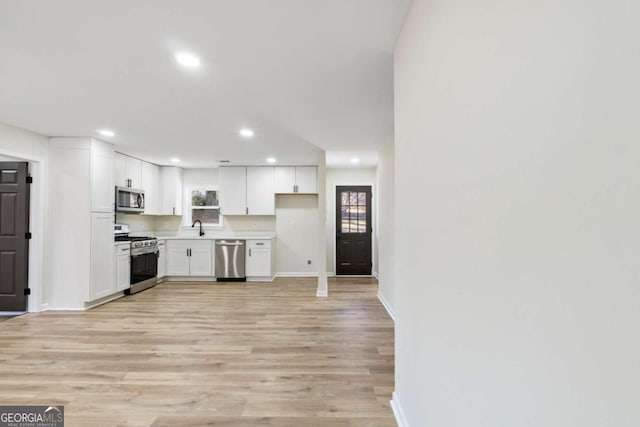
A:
0;162;30;311
336;186;372;275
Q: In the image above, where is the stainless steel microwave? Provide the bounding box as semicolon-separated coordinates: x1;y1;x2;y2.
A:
115;186;145;213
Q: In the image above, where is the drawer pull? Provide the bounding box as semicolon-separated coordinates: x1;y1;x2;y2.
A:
256;242;264;246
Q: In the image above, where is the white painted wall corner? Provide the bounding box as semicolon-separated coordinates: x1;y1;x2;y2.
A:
391;391;410;427
377;291;396;322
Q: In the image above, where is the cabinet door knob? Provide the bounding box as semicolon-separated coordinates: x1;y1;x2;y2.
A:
249;248;252;257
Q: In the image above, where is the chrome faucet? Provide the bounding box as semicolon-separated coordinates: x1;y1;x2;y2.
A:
192;219;205;236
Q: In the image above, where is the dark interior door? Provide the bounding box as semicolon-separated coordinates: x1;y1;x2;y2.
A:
0;162;30;311
336;186;372;275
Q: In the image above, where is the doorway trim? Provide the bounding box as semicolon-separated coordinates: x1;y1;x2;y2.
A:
0;148;47;313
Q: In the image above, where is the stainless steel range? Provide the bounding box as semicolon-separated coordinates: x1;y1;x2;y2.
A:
114;224;158;294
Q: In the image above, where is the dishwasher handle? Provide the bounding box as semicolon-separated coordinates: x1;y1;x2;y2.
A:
215;241;245;246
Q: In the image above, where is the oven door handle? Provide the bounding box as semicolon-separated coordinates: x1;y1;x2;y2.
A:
131;250;159;257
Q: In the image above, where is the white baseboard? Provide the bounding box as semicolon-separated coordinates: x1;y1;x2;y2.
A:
377;291;396;322
84;292;125;310
326;271;335;277
316;289;328;297
333;274;374;278
246;276;275;282
373;271;379;280
391;391;409;427
275;272;318;278
164;276;217;282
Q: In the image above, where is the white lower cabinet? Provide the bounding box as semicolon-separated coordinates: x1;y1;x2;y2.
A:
157;240;166;279
115;245;131;292
246;239;274;280
166;240;213;276
90;213;116;300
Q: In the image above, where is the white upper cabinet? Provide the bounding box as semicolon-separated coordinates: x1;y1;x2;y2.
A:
90;141;114;213
274;167;296;193
114;153;126;188
126;156;142;189
274;166;317;194
160;166;183;215
220;167;275;215
114;152;142;189
294;166;317;193
246;167;275;215
141;161;161;215
220;167;247;215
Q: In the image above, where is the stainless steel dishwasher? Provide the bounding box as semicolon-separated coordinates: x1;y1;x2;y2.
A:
215;240;246;281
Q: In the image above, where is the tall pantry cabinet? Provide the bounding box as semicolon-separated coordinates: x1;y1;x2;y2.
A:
48;138;117;309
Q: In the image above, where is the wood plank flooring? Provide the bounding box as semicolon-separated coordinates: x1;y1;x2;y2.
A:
0;277;395;426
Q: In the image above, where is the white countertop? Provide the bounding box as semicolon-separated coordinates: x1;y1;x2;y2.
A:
143;231;276;241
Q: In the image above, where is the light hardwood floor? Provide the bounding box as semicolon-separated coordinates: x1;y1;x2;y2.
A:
0;278;395;426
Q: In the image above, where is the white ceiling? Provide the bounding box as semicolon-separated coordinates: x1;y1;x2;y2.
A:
326;150;379;168
0;0;409;167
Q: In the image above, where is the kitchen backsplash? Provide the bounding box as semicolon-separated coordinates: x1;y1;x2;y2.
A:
116;214;156;232
116;213;276;234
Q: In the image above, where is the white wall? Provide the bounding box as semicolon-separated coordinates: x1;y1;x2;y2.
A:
376;141;395;318
276;194;319;275
0;122;50;312
393;1;640;426
325;167;377;275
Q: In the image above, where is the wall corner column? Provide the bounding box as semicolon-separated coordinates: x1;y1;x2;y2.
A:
316;151;328;297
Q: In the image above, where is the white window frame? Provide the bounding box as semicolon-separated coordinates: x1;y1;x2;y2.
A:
182;184;223;229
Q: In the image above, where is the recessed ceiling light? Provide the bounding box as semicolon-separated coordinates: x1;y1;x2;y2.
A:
97;129;115;137
350;157;360;164
170;158;181;163
239;128;255;138
266;157;276;163
175;52;200;68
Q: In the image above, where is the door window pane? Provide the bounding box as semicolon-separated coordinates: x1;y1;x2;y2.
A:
339;190;369;233
341;206;350;233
